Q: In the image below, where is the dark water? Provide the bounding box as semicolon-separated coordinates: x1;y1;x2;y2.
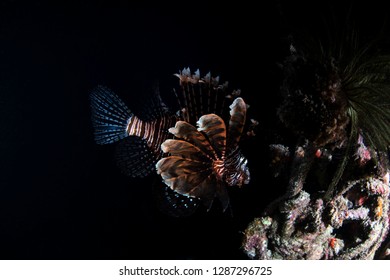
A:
0;1;388;259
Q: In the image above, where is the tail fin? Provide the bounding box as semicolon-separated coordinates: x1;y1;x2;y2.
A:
90;85;132;145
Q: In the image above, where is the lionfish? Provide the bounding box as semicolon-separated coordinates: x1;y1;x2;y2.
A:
90;68;255;213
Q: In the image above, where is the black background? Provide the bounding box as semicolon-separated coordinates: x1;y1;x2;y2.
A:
0;1;389;259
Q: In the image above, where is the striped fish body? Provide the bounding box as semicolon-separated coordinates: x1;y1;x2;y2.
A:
125;113;177;157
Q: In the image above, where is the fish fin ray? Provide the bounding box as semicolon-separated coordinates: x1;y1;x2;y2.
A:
136;82;171;121
227;97;247;150
90;85;132;145
153;183;200;217
168;121;217;159
197;114;226;157
161;139;211;161
115;136;157;178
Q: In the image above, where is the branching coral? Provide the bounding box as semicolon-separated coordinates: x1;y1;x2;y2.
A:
244;174;389;259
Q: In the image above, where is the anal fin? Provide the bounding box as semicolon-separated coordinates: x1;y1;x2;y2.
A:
115;136;157;178
153;183;200;217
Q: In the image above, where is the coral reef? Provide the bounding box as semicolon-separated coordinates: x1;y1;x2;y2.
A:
243;37;390;259
243;170;389;259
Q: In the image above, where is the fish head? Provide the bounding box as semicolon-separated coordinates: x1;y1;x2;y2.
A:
224;152;250;187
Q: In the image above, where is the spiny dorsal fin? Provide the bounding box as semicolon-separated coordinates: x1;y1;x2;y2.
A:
174;68;229;124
